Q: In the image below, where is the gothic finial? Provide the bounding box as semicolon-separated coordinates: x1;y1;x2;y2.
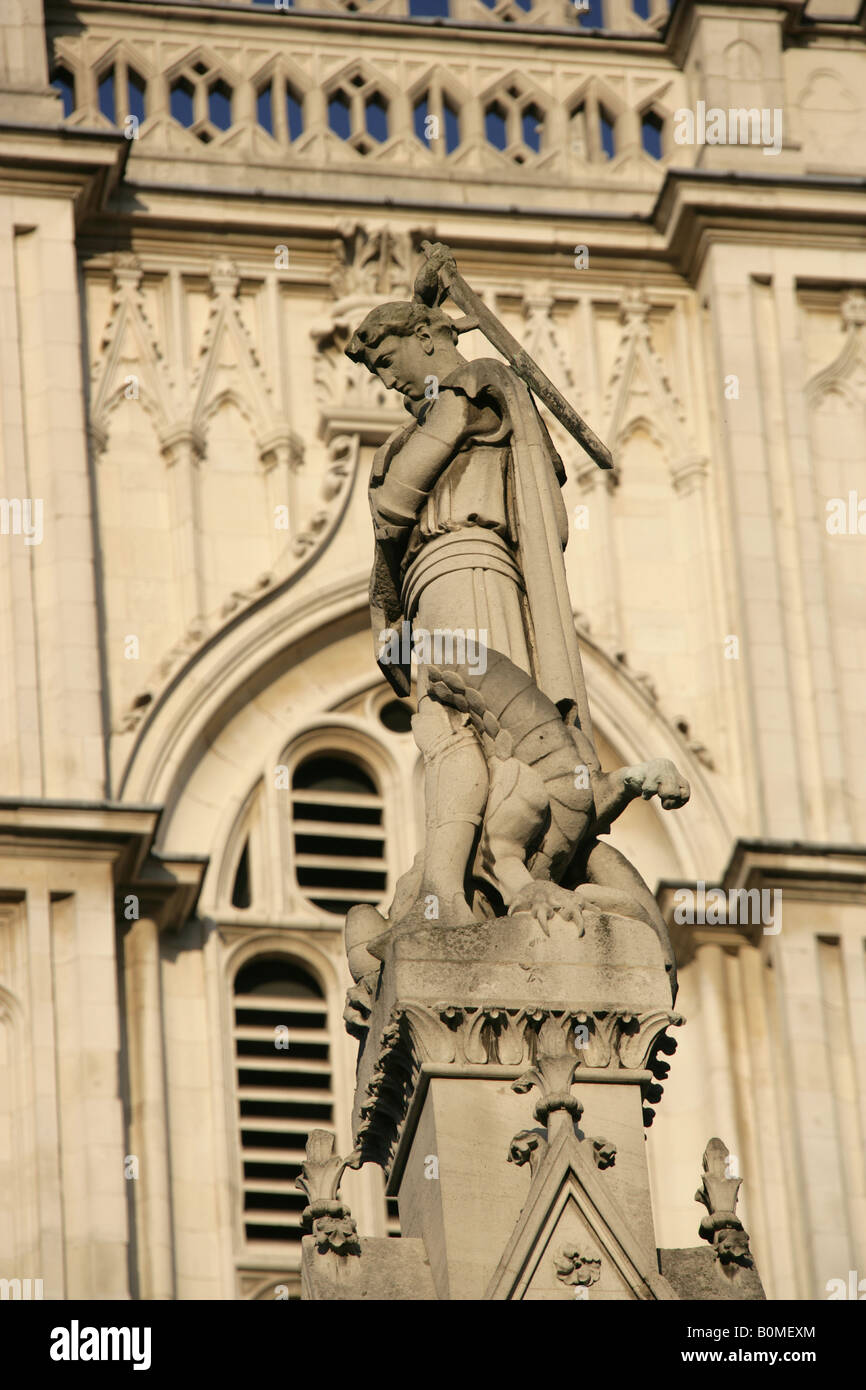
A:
295;1129;363;1256
695;1137;754;1273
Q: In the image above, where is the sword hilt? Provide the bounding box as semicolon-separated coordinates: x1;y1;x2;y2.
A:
416;241;613;471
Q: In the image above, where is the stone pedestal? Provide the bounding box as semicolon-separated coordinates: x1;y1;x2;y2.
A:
300;902;767;1300
346;906;682;1300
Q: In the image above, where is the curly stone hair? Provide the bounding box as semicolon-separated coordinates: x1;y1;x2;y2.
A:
345;297;458;364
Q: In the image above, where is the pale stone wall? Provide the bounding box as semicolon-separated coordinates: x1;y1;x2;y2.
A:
0;0;863;1300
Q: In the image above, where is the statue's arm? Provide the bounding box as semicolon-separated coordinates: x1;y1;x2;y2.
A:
373;391;477;526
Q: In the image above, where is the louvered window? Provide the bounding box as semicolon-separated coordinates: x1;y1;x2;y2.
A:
234;957;333;1245
291;754;387;916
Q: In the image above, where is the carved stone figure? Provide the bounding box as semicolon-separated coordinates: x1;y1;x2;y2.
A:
343;243;690;1002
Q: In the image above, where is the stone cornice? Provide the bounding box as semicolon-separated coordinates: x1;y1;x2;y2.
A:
86;169;866;282
652;167;866;279
657;837;866;962
0;122;128;222
49;0;669;53
51;0;866;54
0;801;207;927
0;799;160;877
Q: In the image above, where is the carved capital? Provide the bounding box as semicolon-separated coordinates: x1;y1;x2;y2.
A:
352;1003;682;1170
671;453;709;497
159;423;205;468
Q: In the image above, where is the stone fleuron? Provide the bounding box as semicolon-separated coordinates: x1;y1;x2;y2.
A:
342;242;691;1005
554;1244;602;1287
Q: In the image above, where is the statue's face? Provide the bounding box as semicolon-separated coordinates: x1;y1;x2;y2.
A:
366;328;436;401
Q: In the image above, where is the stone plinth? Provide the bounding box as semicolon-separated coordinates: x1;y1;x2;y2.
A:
301;1237;436;1301
346;905;684;1300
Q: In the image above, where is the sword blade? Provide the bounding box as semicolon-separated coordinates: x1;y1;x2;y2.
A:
420;241;613;470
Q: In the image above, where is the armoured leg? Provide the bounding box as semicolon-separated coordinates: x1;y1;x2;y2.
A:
413;694;488;925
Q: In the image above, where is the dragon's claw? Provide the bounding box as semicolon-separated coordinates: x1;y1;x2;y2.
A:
508;881;585;935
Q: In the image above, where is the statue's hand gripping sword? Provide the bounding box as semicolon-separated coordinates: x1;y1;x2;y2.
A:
415;240;613;471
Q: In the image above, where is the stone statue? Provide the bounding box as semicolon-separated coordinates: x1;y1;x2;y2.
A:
343;243;690;1002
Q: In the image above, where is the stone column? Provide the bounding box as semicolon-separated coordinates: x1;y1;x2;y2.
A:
123;909;175;1300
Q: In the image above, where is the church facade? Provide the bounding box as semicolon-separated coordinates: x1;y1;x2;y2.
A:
0;0;864;1300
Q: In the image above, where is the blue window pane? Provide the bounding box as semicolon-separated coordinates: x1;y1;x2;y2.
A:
444;98;460;153
414;95;430;145
633;0;650;16
170;79;194;127
485;104;507;150
514;0;531;10
98;70;116;123
522;105;542;152
409;0;449;13
599;108;615;159
577;0;604;26
287;90;303;141
365;95;388;143
128;71;146;124
641;111;663;159
208;80;232;130
51;69;75;118
328;92;351;140
257;83;273;134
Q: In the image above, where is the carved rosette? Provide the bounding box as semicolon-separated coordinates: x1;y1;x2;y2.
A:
554;1244;602;1288
352;1002;682;1171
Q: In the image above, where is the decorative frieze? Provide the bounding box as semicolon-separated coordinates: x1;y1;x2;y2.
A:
352;1000;682;1169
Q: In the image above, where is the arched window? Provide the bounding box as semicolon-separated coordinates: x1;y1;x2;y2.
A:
290;753;388;916
234;956;333;1246
231;840;252;909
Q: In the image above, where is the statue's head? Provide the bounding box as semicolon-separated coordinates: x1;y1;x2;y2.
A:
345;298;460;401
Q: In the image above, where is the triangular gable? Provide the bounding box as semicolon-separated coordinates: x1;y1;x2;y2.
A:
485;1124;678;1301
